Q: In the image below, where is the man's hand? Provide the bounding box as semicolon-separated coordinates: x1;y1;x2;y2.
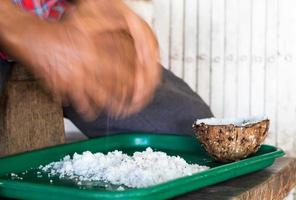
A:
0;0;161;119
63;0;162;116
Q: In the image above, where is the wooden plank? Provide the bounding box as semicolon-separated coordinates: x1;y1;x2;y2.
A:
209;0;225;117
174;158;296;200
0;65;65;157
250;0;266;116
236;0;251;118
183;0;198;91
277;0;296;156
223;0;238;118
152;0;170;68
197;0;212;104
264;0;278;146
170;0;184;78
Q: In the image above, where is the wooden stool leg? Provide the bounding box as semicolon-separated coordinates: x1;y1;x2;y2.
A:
0;65;65;157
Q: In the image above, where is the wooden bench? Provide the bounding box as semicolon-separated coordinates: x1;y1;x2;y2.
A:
0;64;65;157
175;157;296;200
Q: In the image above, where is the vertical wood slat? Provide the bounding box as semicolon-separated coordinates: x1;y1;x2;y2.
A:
197;0;212;104
184;0;198;91
152;0;170;69
223;0;238;118
264;0;278;146
236;0;252;118
170;0;185;78
210;0;225;117
250;0;266;116
277;0;296;155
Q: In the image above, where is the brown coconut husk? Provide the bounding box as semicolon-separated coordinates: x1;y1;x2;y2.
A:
193;118;269;162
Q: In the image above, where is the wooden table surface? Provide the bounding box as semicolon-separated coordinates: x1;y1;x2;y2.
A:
175;157;296;200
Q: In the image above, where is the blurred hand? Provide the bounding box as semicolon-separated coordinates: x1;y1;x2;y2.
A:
63;0;162;116
12;0;161;119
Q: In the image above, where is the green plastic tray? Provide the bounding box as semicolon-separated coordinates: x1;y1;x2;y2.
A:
0;133;284;200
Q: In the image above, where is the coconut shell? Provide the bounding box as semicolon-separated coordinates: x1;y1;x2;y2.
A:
193;119;269;162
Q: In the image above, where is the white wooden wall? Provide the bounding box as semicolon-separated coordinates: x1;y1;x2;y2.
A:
124;0;296;156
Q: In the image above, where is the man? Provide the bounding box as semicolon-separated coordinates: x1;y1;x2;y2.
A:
0;0;213;137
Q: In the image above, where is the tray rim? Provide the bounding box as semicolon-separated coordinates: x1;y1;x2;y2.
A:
0;132;285;199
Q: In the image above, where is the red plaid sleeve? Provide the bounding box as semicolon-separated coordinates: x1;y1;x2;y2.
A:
0;0;68;61
13;0;68;20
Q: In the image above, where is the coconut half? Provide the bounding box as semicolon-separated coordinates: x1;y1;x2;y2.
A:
192;116;269;162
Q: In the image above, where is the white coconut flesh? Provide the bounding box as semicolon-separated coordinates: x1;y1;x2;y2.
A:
194;116;267;127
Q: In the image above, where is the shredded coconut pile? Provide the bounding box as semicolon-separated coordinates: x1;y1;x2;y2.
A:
40;148;209;188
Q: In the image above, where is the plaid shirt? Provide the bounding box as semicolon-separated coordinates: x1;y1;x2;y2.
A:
0;0;68;60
